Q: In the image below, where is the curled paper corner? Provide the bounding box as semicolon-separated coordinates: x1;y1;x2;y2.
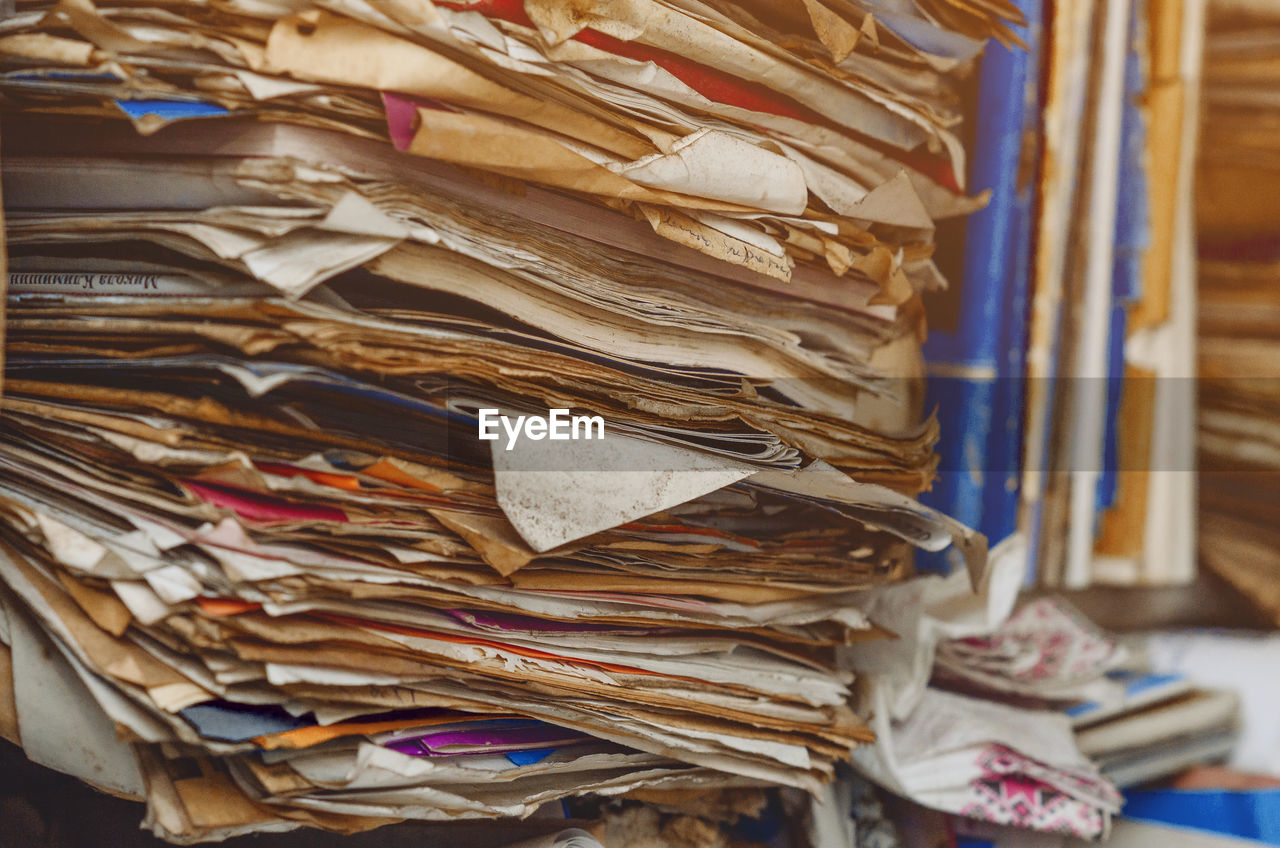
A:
849;170;934;230
523;0;646;47
489;425;755;552
800;0;862;63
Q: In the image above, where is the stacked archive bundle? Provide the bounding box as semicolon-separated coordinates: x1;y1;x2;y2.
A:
1196;0;1280;623
0;0;1017;841
943;0;1208;588
913;0;1209;590
1027;0;1205;588
829;592;1235;843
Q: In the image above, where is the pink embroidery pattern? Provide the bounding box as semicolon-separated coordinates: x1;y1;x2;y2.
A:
956;746;1121;839
935;598;1121;698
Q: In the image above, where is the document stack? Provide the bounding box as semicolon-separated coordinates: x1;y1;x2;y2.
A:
1024;0;1205;588
838;588;1240;843
1197;0;1280;624
934;599;1240;792
842;556;1126;841
0;0;1018;840
926;0;1208;588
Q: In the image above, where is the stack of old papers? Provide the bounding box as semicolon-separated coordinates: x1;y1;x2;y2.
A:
0;0;1019;841
929;0;1208;590
0;0;1021;298
844;593;1242;840
845;557;1123;840
1018;0;1206;589
933;598;1241;790
1196;0;1280;625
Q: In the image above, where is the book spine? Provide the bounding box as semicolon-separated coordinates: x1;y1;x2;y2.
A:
920;0;1042;571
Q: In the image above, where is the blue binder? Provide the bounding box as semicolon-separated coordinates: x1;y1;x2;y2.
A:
1098;3;1152;516
919;0;1043;573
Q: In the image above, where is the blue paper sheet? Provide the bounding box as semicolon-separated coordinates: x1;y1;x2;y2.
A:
114;99;231;122
180;701;310;742
1124;788;1280;846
